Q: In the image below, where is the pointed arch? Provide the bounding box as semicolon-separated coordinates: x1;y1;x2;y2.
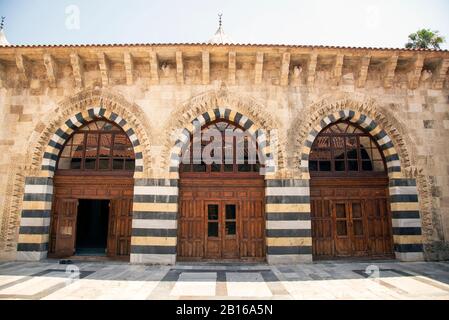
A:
288;97;414;177
292;98;425;261
300;109;402;178
159;89;286;176
15;89;154;261
167;107;275;175
27;88;153;178
40;107;144;176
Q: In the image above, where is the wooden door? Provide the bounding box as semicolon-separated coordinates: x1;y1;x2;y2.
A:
203;201;239;259
311;198;334;257
54;198;78;257
349;201;368;255
178;179;265;261
178;198;204;259
50;175;134;259
108;198;133;257
311;182;394;259
365;197;394;256
333;202;351;256
333;200;368;256
309;120;394;260
240;199;265;259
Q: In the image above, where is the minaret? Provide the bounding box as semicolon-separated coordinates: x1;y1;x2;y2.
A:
208;14;232;44
0;17;10;46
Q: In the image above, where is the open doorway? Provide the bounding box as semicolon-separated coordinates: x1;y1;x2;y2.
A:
75;199;110;255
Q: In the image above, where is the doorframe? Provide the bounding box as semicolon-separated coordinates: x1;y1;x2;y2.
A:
299;109;425;262
177;176;266;262
48;174;134;260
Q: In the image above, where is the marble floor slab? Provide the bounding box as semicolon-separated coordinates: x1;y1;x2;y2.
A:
0;260;448;300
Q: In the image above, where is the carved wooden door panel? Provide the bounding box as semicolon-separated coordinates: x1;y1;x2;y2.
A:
107;198;133;257
222;202;239;259
333;202;352;256
54;198;78;257
178;184;265;261
311;198;334;257
349;201;368;256
178;197;205;259
239;199;265;259
334;200;368;257
365;197;394;256
311;184;394;259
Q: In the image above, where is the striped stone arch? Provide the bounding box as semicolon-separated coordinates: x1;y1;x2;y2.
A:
156;107;312;265
130;107;288;265
26;88;153;178
158;89;287;177
299;109;401;177
16;105;148;261
299;109;424;262
40;106;144;176
168;107;275;174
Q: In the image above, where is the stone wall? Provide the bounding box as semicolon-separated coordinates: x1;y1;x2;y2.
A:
0;44;448;261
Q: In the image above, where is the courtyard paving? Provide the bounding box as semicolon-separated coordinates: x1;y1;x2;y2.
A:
0;259;448;299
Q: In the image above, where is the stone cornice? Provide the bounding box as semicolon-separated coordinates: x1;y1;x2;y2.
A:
0;45;447;90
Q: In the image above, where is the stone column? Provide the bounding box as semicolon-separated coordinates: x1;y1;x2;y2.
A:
265;178;313;264
16;177;53;261
130;178;178;264
389;178;424;261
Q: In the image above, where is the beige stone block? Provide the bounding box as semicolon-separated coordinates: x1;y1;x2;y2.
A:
408;103;423;112
0;140;14;146
427;89;441;97
434;103;448;113
19;114;33;122
30;79;40;90
9;105;23;114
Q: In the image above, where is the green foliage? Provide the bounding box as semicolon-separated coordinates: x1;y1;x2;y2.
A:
405;29;446;49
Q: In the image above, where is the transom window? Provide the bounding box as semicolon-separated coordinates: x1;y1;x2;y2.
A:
180;120;263;175
309;121;386;175
57;120;135;172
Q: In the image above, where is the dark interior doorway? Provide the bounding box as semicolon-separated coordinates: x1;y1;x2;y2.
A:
75;199;110;255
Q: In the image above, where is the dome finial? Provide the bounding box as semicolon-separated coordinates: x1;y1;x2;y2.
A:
0;17;5;31
208;13;233;44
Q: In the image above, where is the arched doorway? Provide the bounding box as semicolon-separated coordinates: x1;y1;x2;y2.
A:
177;119;266;261
309;121;394;259
48;119;135;259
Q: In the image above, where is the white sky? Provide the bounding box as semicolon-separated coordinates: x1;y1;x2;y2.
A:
1;0;448;49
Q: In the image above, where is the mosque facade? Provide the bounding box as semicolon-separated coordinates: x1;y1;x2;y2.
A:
0;21;449;264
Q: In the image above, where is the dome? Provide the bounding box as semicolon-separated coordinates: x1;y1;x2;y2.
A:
0;17;10;46
0;30;9;46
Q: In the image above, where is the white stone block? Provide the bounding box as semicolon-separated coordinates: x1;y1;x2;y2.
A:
408;103;423;113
